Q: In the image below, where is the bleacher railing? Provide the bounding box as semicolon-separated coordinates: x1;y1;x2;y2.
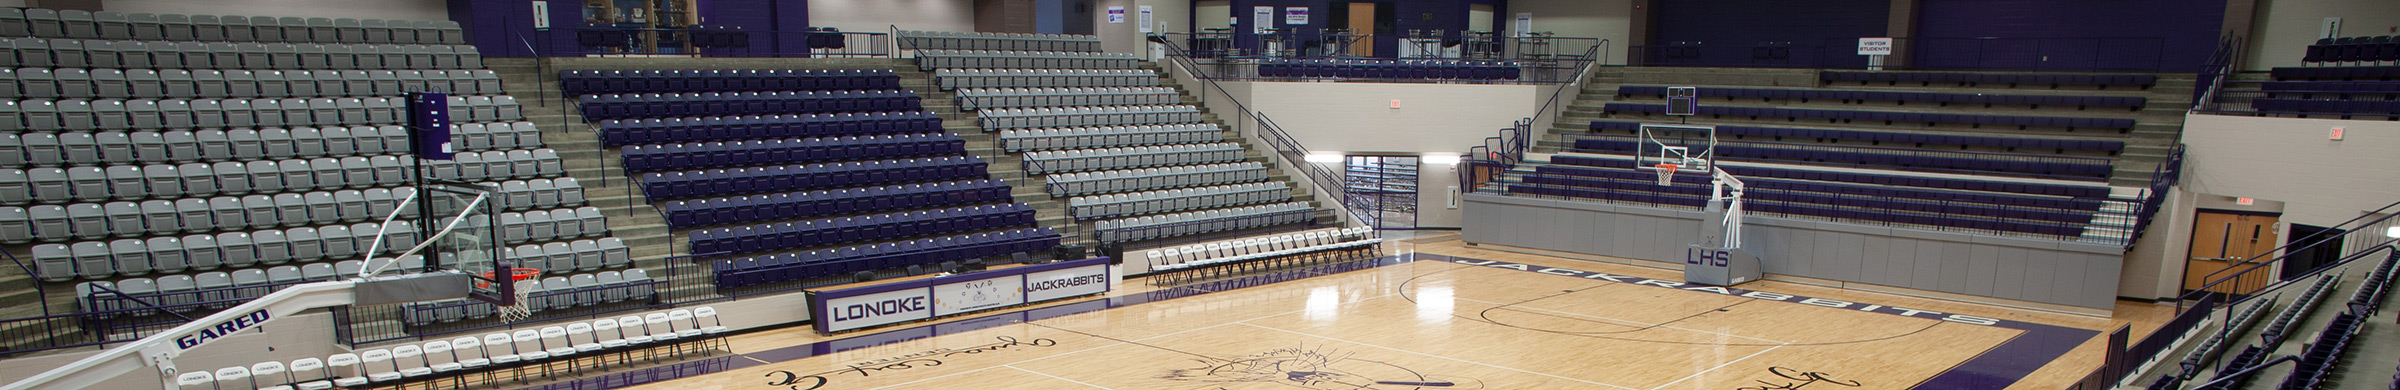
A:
1508;172;2129;244
1148;34;1371;229
1631;36;2173;71
2177;198;2400;314
2191;35;2246;112
1155;32;1604;85
331;254;702;347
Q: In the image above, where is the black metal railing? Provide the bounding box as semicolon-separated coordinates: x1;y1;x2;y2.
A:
563;26;889;58
1633;37;2173;71
2177;199;2400;314
1156;32;1604;85
1147;34;1371;228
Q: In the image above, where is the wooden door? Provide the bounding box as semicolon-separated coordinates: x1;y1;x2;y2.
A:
1347;3;1377;57
2183;211;2280;295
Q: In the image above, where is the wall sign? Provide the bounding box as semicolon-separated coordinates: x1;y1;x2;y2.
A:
530;1;551;30
1107;6;1125;24
1284;7;1308;25
1254;6;1275;33
1139;6;1154;33
1514;13;1531;36
2322;18;2341;39
1857;37;1894;56
810;258;1114;333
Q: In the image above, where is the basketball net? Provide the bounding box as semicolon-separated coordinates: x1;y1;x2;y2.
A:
1653;163;1679;186
499;277;539;322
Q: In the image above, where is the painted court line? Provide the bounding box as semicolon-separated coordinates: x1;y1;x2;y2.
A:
1646;344;1786;390
1004;365;1115;389
1232;322;1641;390
1443;294;1793;344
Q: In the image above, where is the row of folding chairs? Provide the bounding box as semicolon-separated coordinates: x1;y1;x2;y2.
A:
1044;162;1269;198
661;179;1012;229
915;50;1138;70
1;178;583;244
2;38;479;71
596;111;944;147
998;124;1224;152
690;203;1036;256
620;133;966;173
0;149;559;203
896;30;1100;53
0;95;524;132
1069;182;1291;220
1024;143;1246;175
933;68;1158;90
405;271;656;326
400;267;653;325
557;68;903;96
576;90;923;120
1147;227;1376;271
76;256;446;316
0;122;540;168
978;105;1203;131
1;67;501;100
714;227;1062;288
501;238;638;278
0;9;463;45
638;156;990;201
33;221;419;281
956;87;1180;110
175;307;722;390
1096;202;1317;243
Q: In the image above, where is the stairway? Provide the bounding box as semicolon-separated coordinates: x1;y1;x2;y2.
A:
2145;254;2400;389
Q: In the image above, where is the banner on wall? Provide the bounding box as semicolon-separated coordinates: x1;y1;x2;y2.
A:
1108;6;1125;24
1254;6;1275;33
1139;6;1154;33
1284;7;1308;25
531;1;551;30
1513;13;1531;36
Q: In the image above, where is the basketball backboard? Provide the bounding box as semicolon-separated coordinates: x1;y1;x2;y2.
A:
418;180;511;306
1637;124;1717;174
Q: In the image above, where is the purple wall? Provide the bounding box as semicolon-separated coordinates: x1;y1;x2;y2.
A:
1651;0;1890;68
1913;0;2224;71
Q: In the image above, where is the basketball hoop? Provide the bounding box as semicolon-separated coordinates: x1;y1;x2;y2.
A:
1652;163;1679;185
482;268;542;322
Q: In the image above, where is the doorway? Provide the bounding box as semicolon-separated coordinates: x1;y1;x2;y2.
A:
2182;210;2281;298
1344;156;1418;229
1325;2;1390;57
2280;224;2346;279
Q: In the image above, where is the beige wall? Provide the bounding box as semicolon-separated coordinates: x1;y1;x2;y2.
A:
1091;0;1189;58
812;0;979;36
2178;113;2400;227
106;0;449;21
1214;81;1544;228
1507;0;1635;64
2242;0;2400;70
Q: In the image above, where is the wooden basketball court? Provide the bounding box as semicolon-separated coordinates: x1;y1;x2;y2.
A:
604;235;2166;390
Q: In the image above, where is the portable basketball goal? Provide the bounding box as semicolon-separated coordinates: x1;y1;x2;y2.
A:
2;93;522;390
1637;124;1761;286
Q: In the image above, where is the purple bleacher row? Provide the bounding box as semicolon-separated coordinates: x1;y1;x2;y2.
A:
619;133;963;173
636;156;988;201
1549;155;2110;198
2300;36;2398;65
1569;136;2113;179
661;179;1010;230
689;203;1035;256
1819;71;2157;89
1255;58;1522;81
711;227;1061;288
557;69;901;96
575;89;922;120
1616;85;2146;109
595;112;943;147
1603;102;2138;130
1509;177;2088;238
1590;120;2124;153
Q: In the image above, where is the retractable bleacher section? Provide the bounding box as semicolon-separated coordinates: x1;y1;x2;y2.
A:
0;8;642;347
561;67;1063;292
908;30;1331;247
2238;35;2400;119
171;306;730;389
1486;68;2182;245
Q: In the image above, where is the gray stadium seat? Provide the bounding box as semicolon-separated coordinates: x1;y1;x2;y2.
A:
141;164;180;199
67;167;107;202
182;233;220;271
321;224;355;259
218;231;256;268
230;268;268;298
103;201;142;238
304;191;338;224
287;227;322;263
335;190;367;223
110;238;149;276
195;271;233;308
254;228;292;265
33;243;73;281
104;165;145;200
29;168;69;202
300;262;334;281
267;265;302;285
0;206;29;244
66;203;106;240
154;274;195;310
141;200;177;236
148;236;186;273
273;193;309;227
0;169;30;204
211;161;249;195
71;241;113;279
175;198;211;234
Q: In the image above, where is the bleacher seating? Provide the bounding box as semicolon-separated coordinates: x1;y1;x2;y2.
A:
1022;143;1246;174
0;9;626;338
576;90;922;120
933;69;1158;90
1819;71;2157;89
1569;136;2114;179
1254;58;1522;81
176;306;726;389
635;155;989;201
1145;227;1377;273
618;133;964;173
895;30;1102;52
687;203;1036;256
1044;162;1272;197
1589;120;2124;154
711;227;1062;288
1548;155;2110;198
1615;85;2147;110
913;50;1138;71
1506;154;2118;239
2300;35;2398;65
978;105;1203;131
558;69;902;96
595;112;945;147
1094;202;1314;243
659;179;1012;229
998;123;1223;152
955;87;1181;110
2269;66;2400;81
1069;182;1291;220
1602;102;2138;131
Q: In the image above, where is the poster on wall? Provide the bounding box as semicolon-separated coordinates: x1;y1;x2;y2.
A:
531;1;551;30
1139;6;1154;33
1514;13;1531;36
1108;6;1125;24
1284;7;1308;25
1254;6;1275;33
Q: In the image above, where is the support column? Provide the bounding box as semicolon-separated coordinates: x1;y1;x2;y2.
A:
1884;0;1916;68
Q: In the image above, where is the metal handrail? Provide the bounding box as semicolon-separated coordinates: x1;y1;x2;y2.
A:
1148;35;1370;228
1459;42;1606;194
2;250;49;318
2178;199;2400;315
2191;354;2299;390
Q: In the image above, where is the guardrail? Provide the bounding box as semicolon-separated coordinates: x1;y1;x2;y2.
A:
1509;172;2129;244
1148;34;1370;229
1632;36;2172;71
1156;32;1603;85
2178;199;2400;314
562;26;890;58
333;256;697;347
